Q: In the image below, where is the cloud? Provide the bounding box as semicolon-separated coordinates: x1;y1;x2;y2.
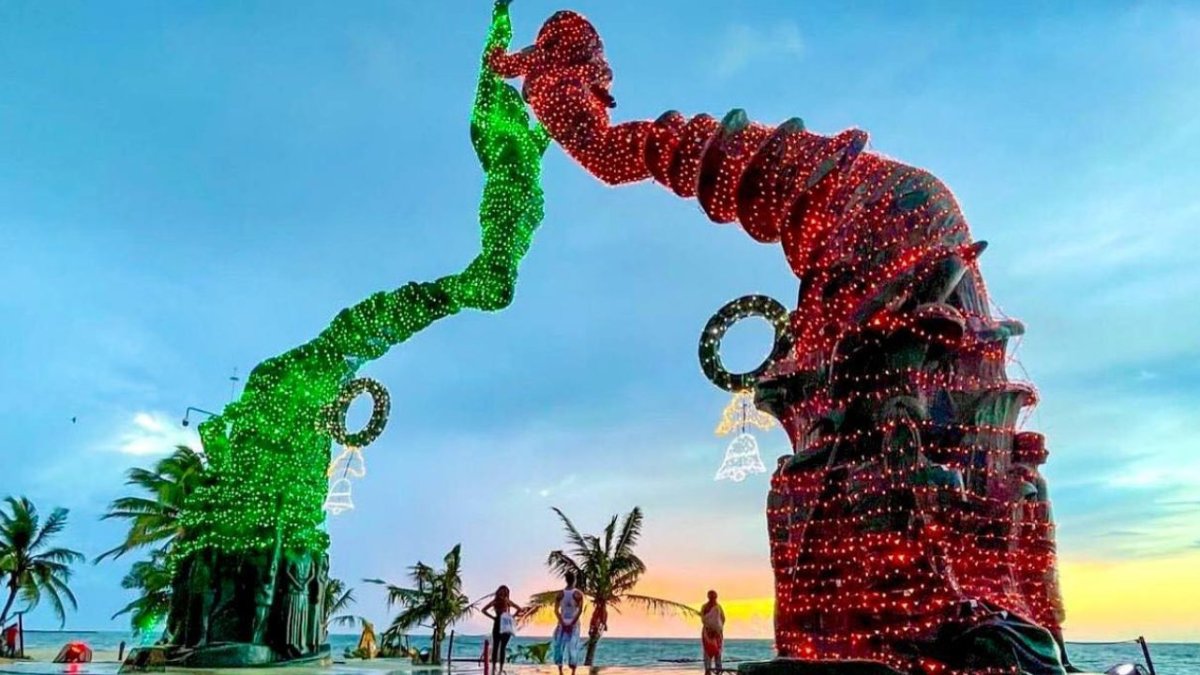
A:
714;22;804;79
532;473;577;498
1014;199;1199;279
113;410;201;456
1040;390;1200;558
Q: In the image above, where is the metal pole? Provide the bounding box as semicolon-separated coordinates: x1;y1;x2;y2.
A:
181;406;219;427
1137;636;1156;675
17;612;24;659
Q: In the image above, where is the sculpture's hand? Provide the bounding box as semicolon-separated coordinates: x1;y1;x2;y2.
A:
487;0;514;54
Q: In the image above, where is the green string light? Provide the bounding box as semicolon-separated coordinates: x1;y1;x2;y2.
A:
174;2;550;564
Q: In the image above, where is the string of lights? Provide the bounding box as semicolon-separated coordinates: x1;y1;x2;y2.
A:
491;4;1066;672
173;4;550;570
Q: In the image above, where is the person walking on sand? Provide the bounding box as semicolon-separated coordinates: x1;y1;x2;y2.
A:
481;584;524;674
552;571;585;675
701;590;726;675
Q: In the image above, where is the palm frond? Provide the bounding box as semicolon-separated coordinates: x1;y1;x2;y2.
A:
327;587;356;617
330;613;367;628
602;515;617;557
545;550;582;581
621;594;699;618
386;603;434;634
96;446;205;567
613;507;644;558
322;577;364;631
550;507;591;559
99;497;172;519
364;579;422;610
516;590;561;626
28;507;69;553
37;547;85;565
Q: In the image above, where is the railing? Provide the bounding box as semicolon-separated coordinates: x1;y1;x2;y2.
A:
1065;636;1156;675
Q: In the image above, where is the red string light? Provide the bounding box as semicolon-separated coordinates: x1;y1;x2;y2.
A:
491;7;1066;673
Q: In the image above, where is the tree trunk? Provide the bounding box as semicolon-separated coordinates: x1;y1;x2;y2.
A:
0;581;19;629
431;627;443;665
583;634;600;667
584;599;607;667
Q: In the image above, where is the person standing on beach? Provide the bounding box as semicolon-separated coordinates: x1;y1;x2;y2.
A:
701;590;726;675
553;571;585;675
481;584;523;674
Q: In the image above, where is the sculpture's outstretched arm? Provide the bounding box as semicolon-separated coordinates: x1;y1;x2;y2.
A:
491;6;977;359
488;2;652;186
180;3;552;561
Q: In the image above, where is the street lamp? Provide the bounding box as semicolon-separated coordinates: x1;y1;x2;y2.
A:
181;406;219;427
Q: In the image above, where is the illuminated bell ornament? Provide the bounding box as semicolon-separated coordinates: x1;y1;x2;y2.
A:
324;478;355;515
714;433;767;482
715;390;776;435
327;446;367;479
713;390;774;481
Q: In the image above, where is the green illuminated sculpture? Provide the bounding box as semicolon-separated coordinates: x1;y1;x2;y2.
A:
163;4;549;665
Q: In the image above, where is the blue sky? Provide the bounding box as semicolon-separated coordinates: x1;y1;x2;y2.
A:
1;0;1197;641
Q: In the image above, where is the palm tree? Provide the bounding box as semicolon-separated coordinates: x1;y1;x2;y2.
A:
526;507;697;666
110;550;172;636
95;445;206;561
366;544;472;664
323;577;366;632
0;496;85;628
96;446;205;633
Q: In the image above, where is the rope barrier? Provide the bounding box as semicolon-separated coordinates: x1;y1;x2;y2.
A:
1065;636;1156;675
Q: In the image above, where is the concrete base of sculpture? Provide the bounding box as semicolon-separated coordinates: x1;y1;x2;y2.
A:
165;643;331;668
737;660;904;675
163;545;333;668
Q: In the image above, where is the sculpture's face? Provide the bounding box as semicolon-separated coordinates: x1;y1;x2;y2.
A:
502;11;616;109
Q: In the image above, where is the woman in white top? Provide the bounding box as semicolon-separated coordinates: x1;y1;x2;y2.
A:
552;571;585;675
481;585;523;674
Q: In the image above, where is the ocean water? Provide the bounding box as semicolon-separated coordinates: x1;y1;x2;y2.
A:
15;631;1197;673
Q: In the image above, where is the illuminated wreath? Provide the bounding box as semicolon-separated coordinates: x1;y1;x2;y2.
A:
698;295;793;392
325;378;391;447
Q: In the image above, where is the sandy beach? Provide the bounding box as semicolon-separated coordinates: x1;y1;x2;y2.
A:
0;654;712;675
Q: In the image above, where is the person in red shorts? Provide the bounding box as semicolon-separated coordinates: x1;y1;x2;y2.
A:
3;623;19;658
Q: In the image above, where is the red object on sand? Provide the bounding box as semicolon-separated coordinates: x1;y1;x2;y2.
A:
53;641;93;664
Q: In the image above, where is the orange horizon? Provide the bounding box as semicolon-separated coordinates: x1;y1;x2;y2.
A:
509;550;1200;643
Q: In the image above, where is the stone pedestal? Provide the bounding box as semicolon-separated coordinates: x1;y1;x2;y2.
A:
164;546;331;667
166;643;331;668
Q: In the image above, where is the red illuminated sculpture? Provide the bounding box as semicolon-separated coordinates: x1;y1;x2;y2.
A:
491;4;1069;674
